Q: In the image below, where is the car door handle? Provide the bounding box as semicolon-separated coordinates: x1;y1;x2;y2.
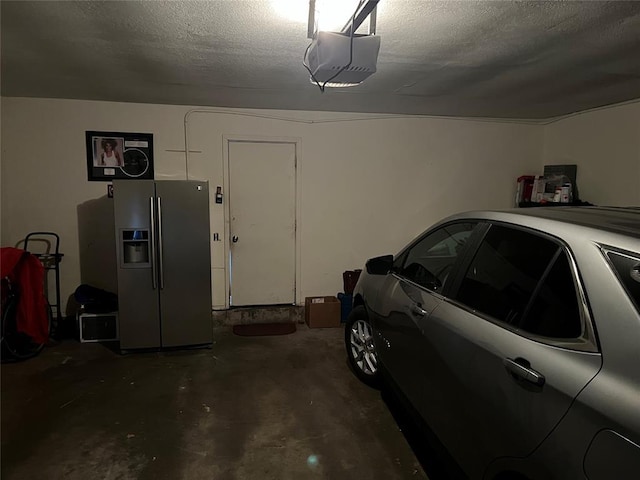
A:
410;303;427;317
504;357;545;387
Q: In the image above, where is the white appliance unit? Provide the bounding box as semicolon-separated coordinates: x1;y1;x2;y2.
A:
304;31;381;87
113;180;212;351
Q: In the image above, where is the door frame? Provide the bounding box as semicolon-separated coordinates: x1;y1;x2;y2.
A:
222;135;302;309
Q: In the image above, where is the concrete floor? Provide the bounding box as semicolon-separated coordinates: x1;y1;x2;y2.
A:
1;325;445;480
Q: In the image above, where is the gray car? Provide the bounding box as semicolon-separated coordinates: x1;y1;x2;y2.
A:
345;207;640;479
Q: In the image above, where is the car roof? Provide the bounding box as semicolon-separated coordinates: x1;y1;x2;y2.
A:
452;207;640;240
509;207;640;238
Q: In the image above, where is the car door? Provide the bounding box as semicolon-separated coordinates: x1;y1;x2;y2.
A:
415;223;602;478
373;221;479;412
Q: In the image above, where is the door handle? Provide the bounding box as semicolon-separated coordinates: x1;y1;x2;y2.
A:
410;303;427;317
149;197;157;290
232;235;239;243
504;357;545;387
157;196;165;290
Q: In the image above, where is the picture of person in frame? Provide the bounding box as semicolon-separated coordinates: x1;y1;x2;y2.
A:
93;137;124;167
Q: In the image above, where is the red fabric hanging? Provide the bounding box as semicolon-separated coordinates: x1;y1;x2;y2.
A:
1;247;48;344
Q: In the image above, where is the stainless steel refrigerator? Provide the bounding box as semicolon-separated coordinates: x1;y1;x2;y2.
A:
113;180;212;350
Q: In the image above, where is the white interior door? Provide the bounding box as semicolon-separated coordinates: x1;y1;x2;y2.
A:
228;141;296;306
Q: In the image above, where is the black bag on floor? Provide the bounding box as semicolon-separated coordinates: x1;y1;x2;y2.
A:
74;284;118;313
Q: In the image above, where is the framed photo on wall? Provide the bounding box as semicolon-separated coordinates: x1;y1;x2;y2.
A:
86;131;154;181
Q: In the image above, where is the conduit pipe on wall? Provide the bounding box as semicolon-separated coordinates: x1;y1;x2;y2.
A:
182;108;393;178
181;108;549;179
181;96;640;177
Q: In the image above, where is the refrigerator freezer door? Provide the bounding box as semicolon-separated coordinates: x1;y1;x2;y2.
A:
155;181;212;347
113;180;161;349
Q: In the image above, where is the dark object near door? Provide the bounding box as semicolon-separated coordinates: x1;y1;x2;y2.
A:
232;323;296;336
343;269;362;294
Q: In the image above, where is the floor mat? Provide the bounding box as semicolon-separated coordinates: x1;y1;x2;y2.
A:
232;323;297;336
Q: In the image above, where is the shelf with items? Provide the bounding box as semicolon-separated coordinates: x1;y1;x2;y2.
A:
515;164;587;207
518;200;594;208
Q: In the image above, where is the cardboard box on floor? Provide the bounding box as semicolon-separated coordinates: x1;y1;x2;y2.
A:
304;296;341;328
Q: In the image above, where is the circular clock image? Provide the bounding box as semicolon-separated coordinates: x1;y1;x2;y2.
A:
121;148;149;178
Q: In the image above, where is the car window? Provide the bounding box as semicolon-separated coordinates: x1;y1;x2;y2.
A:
520;251;582;338
606;250;640;313
398;223;476;292
455;225;559;326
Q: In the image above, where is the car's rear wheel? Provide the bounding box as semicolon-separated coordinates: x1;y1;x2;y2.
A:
345;306;381;388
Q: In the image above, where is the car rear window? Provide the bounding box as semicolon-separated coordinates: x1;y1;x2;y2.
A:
605;250;640;313
456;225;559;326
454;224;586;340
520;252;582;338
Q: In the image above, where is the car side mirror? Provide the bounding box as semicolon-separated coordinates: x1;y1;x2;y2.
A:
366;254;393;275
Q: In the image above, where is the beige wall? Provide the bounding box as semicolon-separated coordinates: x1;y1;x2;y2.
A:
1;97;542;312
542;102;640;206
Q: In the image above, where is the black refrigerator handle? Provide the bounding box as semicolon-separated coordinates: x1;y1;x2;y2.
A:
157;196;165;290
150;197;158;290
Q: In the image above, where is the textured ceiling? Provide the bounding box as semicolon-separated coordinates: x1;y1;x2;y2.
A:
2;0;640;120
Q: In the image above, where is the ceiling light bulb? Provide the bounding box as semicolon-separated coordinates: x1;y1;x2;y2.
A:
270;0;308;24
316;0;363;31
271;0;363;31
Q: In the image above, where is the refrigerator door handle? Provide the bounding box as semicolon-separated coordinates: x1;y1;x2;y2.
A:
149;196;158;289
157;196;165;290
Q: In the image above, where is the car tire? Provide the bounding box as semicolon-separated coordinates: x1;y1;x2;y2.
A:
345;306;381;388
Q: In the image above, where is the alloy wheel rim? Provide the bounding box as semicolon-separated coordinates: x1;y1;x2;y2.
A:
350;319;377;376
